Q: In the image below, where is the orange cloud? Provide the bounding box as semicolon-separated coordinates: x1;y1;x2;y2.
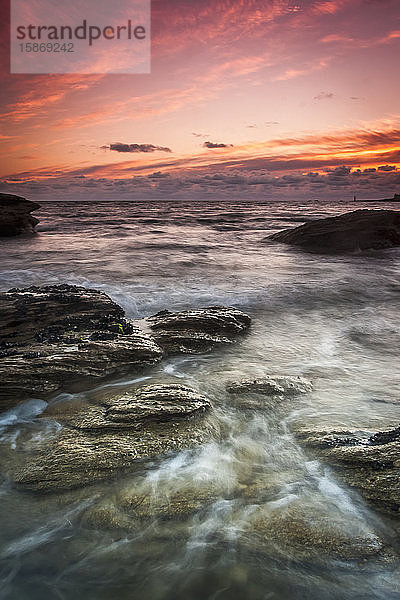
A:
3;123;400;183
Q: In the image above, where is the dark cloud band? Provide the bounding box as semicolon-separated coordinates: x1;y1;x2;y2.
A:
103;143;172;153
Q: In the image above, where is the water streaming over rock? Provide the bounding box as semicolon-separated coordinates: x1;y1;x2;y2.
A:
0;199;400;599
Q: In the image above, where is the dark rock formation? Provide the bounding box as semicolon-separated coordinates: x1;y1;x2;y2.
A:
226;376;312;396
266;209;400;253
359;193;400;203
0;284;163;409
0;286;252;410
3;384;217;491
147;306;251;353
378;193;400;202
295;426;400;517
0;193;40;236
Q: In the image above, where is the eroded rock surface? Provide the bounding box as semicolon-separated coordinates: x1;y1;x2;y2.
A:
227;376;312;396
82;484;220;531
3;384;217;491
267;209;400;253
295;426;400;517
51;383;211;431
226;376;312;410
147;306;251;354
0;284;163;408
242;502;387;563
0;192;40;236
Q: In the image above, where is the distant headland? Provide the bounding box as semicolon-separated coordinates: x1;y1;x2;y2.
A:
353;193;400;202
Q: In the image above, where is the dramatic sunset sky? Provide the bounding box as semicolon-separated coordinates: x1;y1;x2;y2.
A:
1;0;400;200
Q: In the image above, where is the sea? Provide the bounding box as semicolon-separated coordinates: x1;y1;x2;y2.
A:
0;198;399;600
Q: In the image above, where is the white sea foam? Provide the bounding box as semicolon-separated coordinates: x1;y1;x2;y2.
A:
1;199;399;599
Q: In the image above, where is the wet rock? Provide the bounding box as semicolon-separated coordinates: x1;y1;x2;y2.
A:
82;502;135;531
147;306;251;354
4;384;217;491
118;486;218;521
0;284;163;409
0;193;40;236
295;426;400;516
243;502;386;562
82;485;219;531
226;376;312;396
225;376;312;410
51;383;212;432
0;283;126;344
266;209;400;253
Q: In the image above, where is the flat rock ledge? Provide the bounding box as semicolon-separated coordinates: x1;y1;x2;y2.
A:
147;305;251;353
0;192;40;236
295;425;400;517
266;209;400;253
0;284;163;409
4;384;217;492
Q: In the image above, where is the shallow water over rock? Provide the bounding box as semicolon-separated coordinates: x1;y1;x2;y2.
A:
1;199;400;599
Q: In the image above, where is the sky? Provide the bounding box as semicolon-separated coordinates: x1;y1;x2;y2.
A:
1;0;400;200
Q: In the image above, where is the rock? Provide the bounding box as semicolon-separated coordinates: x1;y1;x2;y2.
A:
225;376;312;410
369;426;400;446
266;209;400;253
82;485;220;531
0;284;163;409
295;426;400;516
226;376;312;396
242;501;387;562
4;384;217;491
147;306;251;354
51;383;211;431
0;192;40;236
82;502;136;531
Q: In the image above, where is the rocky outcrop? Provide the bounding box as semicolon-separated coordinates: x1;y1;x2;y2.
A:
0;193;40;236
147;306;251;353
2;383;217;491
295;426;400;517
0;286;252;410
0;284;163;408
82;483;220;530
267;209;400;253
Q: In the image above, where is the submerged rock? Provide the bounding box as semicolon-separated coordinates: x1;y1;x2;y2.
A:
226;376;312;396
0;284;163;409
243;501;387;563
4;384;217;491
147;306;251;354
82;484;220;531
295;426;400;517
266;209;400;253
226;376;312;410
0;192;40;236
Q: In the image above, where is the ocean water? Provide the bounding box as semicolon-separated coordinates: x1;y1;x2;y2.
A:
0;199;400;600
